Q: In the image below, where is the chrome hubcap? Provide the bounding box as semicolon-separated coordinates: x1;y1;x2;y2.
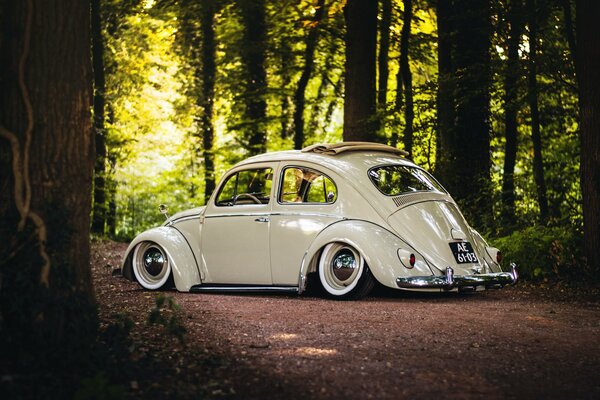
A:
332;250;357;281
143;247;166;276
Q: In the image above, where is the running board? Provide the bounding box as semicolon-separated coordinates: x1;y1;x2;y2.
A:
190;284;299;294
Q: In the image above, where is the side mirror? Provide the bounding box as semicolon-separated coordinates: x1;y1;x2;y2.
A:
159;204;169;220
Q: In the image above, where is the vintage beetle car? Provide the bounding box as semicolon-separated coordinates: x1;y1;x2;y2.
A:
121;142;517;300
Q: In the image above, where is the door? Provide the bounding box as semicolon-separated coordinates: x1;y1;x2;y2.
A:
201;166;274;284
270;165;342;285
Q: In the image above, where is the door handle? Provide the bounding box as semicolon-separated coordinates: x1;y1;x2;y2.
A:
254;217;269;223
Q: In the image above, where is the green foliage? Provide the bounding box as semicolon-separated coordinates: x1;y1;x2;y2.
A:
148;295;187;343
97;0;584;267
493;226;585;281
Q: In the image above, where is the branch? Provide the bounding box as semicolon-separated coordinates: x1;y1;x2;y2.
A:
20;0;35;226
0;125;27;221
0;0;51;287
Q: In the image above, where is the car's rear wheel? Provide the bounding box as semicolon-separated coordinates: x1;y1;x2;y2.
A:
132;241;171;290
318;242;375;300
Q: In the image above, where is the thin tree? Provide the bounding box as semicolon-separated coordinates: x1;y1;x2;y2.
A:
435;0;493;229
238;0;268;155
435;0;455;174
398;0;414;155
293;0;327;149
91;0;107;234
199;1;217;202
526;0;549;224
178;1;218;203
377;0;392;124
575;0;600;272
501;0;524;227
343;0;379;142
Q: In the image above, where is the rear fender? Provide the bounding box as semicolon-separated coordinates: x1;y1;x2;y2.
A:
299;220;434;292
121;227;202;291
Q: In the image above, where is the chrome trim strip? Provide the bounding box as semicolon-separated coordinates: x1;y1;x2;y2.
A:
190;285;299;293
171;214;202;224
205;212;344;219
270;212;345;219
205;212;271;219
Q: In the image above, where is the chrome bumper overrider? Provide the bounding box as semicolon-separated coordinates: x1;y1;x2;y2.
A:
396;263;518;290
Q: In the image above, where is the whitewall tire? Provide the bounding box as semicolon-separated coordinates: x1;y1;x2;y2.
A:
132;241;172;290
318;242;375;300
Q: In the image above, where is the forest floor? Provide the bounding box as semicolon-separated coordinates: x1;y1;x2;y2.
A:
92;239;600;400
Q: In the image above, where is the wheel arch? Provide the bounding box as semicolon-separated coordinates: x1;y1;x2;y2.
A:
299;220;434;293
121;227;202;291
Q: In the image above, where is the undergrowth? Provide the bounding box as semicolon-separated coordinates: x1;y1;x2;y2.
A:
492;226;588;282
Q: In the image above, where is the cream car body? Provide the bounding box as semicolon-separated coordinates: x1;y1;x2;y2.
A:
121;142;517;299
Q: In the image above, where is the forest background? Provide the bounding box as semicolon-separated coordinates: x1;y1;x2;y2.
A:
0;0;599;397
89;0;595;280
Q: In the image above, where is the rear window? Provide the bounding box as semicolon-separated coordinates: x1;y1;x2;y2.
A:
368;165;445;196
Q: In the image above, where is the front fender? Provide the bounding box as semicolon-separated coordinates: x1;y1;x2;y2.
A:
299;220;435;292
121;227;202;292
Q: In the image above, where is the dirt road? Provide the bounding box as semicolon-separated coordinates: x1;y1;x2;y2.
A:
94;241;600;399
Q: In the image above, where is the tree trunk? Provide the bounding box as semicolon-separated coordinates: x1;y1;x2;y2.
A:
400;0;414;155
279;37;293;140
435;0;492;229
526;0;549;224
377;0;392;111
0;0;96;378
343;0;378;142
325;74;344;133
576;0;600;272
562;0;577;68
293;0;326;150
91;0;107;235
238;0;268;155
501;0;523;227
200;1;217;203
435;0;455;177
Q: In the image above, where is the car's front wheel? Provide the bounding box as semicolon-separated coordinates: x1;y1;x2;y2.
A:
132;241;172;290
318;242;375;300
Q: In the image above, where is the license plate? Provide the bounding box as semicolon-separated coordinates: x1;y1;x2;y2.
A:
449;242;479;264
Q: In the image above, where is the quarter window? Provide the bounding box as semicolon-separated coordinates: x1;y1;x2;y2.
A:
279;167;337;204
368;165;444;196
216;168;273;206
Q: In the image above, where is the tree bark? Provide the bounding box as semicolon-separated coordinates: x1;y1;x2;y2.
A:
238;0;268;155
576;0;600;272
526;0;549;224
400;0;414;155
0;0;96;374
343;0;379;142
293;0;327;150
501;0;523;227
91;0;107;234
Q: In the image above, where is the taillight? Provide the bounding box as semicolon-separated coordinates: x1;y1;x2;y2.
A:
496;251;502;263
409;253;416;267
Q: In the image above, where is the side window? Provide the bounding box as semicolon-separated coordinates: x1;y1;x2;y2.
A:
216;168;273;206
279;167;337;204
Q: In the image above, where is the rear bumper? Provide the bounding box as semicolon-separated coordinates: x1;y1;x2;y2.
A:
396;263;518;290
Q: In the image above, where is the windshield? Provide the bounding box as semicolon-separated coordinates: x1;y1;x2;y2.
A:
368;165;445;196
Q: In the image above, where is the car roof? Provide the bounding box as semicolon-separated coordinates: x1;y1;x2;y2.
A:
236;143;417;177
